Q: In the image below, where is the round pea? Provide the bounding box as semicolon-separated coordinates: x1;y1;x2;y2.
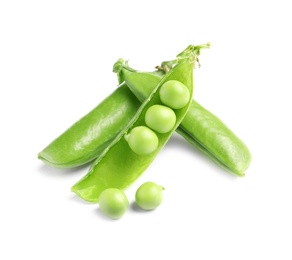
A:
159;80;190;109
135;182;164;210
98;188;129;219
145;105;176;133
125;126;159;155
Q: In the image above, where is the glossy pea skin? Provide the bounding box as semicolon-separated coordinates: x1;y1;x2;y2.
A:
160;80;190;109
135;182;164;210
98;188;129;219
125;126;159;155
145;105;176;133
38;85;140;168
177;101;251;176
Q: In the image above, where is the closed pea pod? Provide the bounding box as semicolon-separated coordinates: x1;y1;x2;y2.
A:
114;47;251;176
71;46;203;202
38;85;140;168
178;101;251;175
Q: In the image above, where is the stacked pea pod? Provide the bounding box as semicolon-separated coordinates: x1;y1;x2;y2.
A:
38;43;251;203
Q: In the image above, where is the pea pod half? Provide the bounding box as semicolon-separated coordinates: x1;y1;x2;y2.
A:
71;46;202;202
114;53;251;176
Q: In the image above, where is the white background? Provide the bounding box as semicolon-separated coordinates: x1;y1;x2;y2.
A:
1;0;292;259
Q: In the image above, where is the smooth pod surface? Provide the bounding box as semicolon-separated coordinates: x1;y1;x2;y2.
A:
38;85;140;168
177;101;251;176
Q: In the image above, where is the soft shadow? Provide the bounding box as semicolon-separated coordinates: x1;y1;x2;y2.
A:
70;195;119;221
165;133;238;180
130;201;154;213
37;161;92;178
165;133;204;157
93;207;124;221
68;193;94;205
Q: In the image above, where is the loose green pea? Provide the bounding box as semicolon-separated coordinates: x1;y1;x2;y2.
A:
98;188;129;219
160;80;190;109
125;126;159;155
145;105;176;133
135;182;164;210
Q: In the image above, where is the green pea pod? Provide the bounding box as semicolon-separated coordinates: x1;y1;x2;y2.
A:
38;85;140;168
114;54;251;177
71;45;204;202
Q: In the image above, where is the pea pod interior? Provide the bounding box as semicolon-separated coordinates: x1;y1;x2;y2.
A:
115;61;251;176
71;57;194;202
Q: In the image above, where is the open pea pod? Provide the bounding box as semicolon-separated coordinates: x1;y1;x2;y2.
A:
114;51;251;177
71;46;201;202
36;45;201;170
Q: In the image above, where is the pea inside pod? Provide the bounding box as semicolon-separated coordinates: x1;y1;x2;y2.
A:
125;81;188;154
125;126;159;155
71;46;202;202
145;105;176;134
37;45;209;171
114;50;251;176
160;80;190;109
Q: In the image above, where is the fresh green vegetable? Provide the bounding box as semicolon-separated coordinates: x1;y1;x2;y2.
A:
160;80;190;109
38;85;140;168
114;53;251;176
125;126;159;155
38;43;251;177
135;182;164;210
145;105;176;133
71;45;205;202
98;188;129;219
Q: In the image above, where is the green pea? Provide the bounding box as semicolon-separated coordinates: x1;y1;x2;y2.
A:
98;188;129;219
160;80;190;109
135;182;164;210
125;126;159;155
145;105;176;133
